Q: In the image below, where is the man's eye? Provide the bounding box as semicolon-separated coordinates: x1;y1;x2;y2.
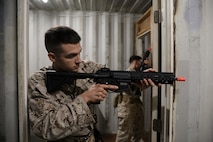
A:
67;54;77;58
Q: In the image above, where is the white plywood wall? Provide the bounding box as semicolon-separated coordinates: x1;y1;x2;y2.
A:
175;0;213;141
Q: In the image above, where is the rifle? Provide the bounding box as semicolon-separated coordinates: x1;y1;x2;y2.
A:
45;68;185;93
140;47;151;71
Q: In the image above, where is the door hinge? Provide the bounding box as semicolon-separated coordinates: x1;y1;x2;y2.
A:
153;119;162;132
154;10;162;23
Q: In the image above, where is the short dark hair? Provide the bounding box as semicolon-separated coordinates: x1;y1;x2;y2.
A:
129;55;142;63
44;26;81;53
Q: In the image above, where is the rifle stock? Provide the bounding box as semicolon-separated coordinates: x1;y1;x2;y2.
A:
45;68;185;93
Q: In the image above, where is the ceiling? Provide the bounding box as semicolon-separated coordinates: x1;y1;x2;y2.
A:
29;0;152;14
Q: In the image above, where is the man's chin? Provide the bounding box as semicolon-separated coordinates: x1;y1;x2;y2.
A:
72;68;79;72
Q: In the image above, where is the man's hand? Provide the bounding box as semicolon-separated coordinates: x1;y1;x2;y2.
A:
140;68;161;90
81;84;118;103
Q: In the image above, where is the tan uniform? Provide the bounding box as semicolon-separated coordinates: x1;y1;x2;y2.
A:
28;61;104;142
115;68;145;142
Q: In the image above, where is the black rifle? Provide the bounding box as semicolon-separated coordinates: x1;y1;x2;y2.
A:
45;68;185;93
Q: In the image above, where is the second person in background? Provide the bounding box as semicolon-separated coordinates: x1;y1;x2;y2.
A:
114;55;151;142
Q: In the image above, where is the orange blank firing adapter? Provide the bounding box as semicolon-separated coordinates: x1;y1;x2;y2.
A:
176;77;186;81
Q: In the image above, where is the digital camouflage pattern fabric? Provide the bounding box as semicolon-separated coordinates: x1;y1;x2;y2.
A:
115;67;146;142
28;61;104;142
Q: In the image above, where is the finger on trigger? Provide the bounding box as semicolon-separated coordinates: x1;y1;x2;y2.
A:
104;84;118;90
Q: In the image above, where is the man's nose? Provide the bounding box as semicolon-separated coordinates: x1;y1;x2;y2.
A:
76;54;82;63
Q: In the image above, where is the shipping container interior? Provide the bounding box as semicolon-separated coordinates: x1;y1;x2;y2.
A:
1;0;213;142
28;0;154;141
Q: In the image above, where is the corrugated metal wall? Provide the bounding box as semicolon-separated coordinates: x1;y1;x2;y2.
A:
29;10;141;74
29;10;141;133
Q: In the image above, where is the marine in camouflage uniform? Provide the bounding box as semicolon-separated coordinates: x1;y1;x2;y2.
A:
28;60;104;142
115;57;147;142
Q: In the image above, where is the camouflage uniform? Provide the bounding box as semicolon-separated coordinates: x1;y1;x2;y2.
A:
28;61;104;142
115;68;145;142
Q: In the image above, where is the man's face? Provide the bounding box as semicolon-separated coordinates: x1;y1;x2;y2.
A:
49;43;82;72
135;60;142;70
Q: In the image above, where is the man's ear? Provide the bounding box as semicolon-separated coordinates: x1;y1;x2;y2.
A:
48;52;56;62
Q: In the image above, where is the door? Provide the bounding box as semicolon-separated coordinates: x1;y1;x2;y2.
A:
135;0;175;142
